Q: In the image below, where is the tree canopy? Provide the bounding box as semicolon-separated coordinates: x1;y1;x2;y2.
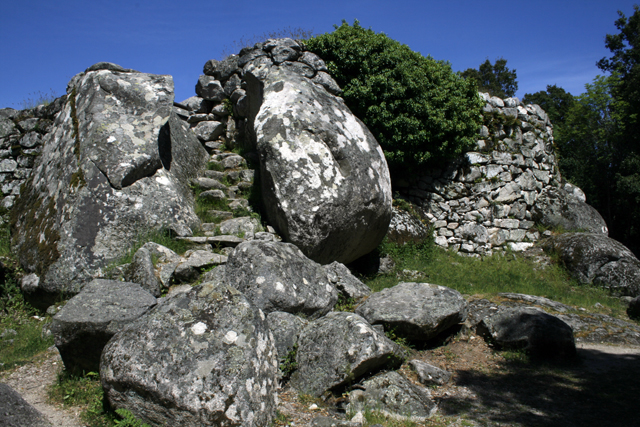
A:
306;21;483;174
461;58;518;98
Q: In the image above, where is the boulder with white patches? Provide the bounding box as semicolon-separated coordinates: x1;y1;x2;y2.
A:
244;63;392;264
101;282;279;427
12;62;208;308
355;282;468;342
224;240;338;319
290;312;405;397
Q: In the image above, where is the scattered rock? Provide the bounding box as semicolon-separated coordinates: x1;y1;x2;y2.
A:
346;371;437;422
541;232;640;296
356;282;468;342
476;306;576;360
408;359;452;385
51;279;157;374
224;241;338;318
290;312;404;396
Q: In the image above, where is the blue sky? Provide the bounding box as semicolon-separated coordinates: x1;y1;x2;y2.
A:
1;0;638;108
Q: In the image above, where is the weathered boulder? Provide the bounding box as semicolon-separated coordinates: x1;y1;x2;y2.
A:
355;282;468;342
51;279;157;374
218;216;261;236
290;312;404;397
346;371;437;422
532;187;608;234
101;282;279;427
266;311;308;362
476;306;576;359
11;63;208;307
224;241;338;318
244;61;392;264
408;359;452;386
323;261;371;300
541;233;640;296
0;383;52;427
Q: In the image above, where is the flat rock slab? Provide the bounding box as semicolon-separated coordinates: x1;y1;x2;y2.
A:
347;371;437;422
290;312;404;397
225;241;338;318
356;282;468;342
101;282;279;427
51;279;156;374
0;383;52;427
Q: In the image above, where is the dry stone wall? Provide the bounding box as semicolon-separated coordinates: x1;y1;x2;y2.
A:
396;93;586;256
0;98;66;212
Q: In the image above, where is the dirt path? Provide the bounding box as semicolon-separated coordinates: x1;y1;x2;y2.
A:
1;346;84;427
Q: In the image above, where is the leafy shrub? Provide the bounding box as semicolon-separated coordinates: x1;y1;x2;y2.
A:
306;21;484;175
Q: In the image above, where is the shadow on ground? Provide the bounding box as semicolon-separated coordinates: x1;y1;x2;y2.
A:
438;346;640;427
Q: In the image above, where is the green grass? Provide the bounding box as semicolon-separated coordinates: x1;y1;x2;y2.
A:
115;228;192;266
16;89;59;110
0;272;54;371
364;240;628;317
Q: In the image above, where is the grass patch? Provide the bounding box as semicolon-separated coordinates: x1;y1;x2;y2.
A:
364;242;628;317
0;268;53;371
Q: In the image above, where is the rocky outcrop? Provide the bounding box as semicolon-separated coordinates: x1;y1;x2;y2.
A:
290;312;405;397
355;282;468;342
541;233;640;296
224;240;338;319
532;187;608;234
12;63;208;306
51;279;157;374
101;282;278;427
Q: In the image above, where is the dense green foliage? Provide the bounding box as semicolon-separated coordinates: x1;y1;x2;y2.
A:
531;6;640;256
461;58;518;98
306;21;483;174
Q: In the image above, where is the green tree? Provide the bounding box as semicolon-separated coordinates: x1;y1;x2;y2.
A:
559;75;626;227
461;58;518;98
306;21;483;174
595;5;640;254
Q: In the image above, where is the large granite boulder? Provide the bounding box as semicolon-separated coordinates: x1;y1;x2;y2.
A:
290;312;404;397
476;306;576;360
101;282;279;427
541;233;640;296
355;282;468;342
51;279;157;374
532;187;608;235
0;383;52;427
224;241;338;319
12;62;208;308
243;58;393;264
346;371;437;422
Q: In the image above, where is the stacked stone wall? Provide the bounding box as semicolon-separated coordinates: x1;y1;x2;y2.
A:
0;97;66;211
397;93;584;256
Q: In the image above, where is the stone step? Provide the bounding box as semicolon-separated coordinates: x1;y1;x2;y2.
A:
177;235;244;247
